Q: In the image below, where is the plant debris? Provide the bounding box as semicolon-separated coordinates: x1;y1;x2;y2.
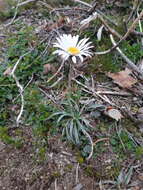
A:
107;68;138;89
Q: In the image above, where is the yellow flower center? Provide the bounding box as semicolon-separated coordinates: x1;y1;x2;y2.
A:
67;47;80;55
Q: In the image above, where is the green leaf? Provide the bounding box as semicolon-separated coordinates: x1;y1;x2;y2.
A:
83;145;92;154
73;123;80;144
69;119;74;141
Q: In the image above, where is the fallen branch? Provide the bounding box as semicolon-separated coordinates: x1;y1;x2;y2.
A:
5;0;20;27
110;34;143;78
76;0;117;26
75;163;79;184
98;15;121;39
10;51;31;126
13;73;34;102
38;87;64;111
72;0;91;7
73;78;115;106
82;129;94;161
93;138;109;146
94;10;143;55
18;0;37;7
96;91;131;96
47;60;65;84
131;31;143;37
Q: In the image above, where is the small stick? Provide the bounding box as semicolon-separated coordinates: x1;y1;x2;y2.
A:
38;87;63;111
95;10;143;55
49;75;64;88
82;129;94;161
18;0;37;7
98;15;121;39
10;51;31;126
38;0;53;10
76;163;79;184
47;60;65;84
72;0;92;7
5;0;20;27
13;73;34;102
73;78;115;106
96;91;131;96
131;31;143;37
73;0;117;26
110;34;143;78
126;0;140;24
93;138;109;146
54;179;58;190
96;10;117;26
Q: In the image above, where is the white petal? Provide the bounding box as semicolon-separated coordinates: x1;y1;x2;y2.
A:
72;56;77;63
53;49;65;55
72;35;79;46
78;42;93;50
63;34;78;47
53;50;69;60
56;35;70;49
77;38;89;49
81;52;92;57
78;55;84;63
80;50;92;56
76;38;85;48
53;42;69;51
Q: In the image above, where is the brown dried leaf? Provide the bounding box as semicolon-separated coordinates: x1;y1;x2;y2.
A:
3;67;12;76
108;68;137;88
43;64;56;74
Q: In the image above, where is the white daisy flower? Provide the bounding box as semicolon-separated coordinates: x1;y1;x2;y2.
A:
53;34;93;64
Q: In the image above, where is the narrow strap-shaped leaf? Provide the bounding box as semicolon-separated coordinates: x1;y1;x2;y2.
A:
73;123;80;144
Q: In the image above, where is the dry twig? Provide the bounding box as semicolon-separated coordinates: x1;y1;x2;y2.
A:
75;163;79;184
73;78;115;106
95;10;143;55
98;15;121;39
5;0;20;27
18;0;37;7
47;60;65;84
82;129;94;161
10;51;31;126
110;34;143;78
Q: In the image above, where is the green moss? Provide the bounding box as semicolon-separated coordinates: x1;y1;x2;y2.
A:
135;147;143;159
52;171;61;178
84;166;95;177
122;41;143;63
38;147;47;160
65;164;73;171
110;130;137;158
76;155;84;164
0;126;23;148
122;119;142;139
